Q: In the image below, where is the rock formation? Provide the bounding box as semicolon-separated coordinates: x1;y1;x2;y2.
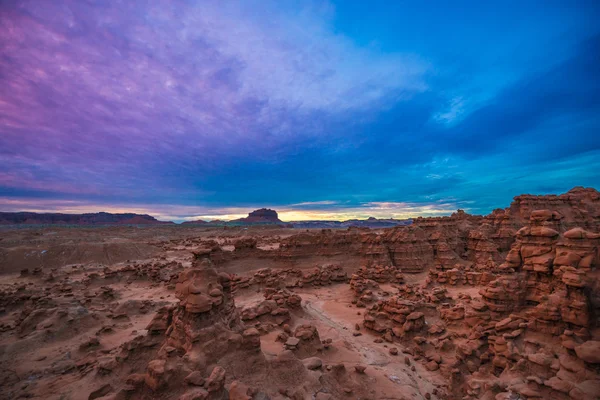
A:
360;189;600;400
1;186;599;400
232;208;285;225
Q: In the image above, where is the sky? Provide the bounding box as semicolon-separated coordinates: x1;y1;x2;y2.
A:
1;0;599;222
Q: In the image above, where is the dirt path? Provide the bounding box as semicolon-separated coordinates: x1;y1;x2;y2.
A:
303;299;390;367
296;286;444;400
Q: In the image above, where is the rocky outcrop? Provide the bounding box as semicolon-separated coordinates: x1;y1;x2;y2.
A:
112;265;303;398
231;264;347;292
363;297;426;338
232;208;284;225
350;264;404;286
375;227;435;273
279;230;365;259
481;210;600;333
354;189;600;400
460;207;600;399
240;288;301;330
349;264;404;306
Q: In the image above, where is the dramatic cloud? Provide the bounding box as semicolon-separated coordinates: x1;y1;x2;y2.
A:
0;0;599;221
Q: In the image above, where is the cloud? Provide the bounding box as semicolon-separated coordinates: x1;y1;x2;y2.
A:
433;96;466;124
289;201;340;207
186;1;429;113
437;34;600;157
0;0;430;204
0;1;598;218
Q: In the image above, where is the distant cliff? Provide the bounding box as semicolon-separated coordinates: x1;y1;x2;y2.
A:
232;208;283;224
0;211;174;225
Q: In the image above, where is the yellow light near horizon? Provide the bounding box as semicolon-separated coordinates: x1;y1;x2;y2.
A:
0;197;463;222
183;214;248;221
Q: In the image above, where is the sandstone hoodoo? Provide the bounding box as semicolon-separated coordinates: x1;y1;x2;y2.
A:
1;187;599;400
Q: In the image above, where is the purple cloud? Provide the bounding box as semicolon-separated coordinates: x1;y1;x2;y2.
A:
1;1;597;219
0;0;427;201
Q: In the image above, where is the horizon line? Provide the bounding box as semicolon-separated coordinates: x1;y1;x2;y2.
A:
0;207;466;224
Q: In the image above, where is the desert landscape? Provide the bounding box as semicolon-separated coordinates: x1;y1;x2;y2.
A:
2;1;599;399
0;187;599;400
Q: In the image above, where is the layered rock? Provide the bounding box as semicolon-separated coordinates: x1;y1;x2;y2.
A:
374;226;435;273
356;192;599;400
279;230;365;259
485;210;599;332
553;228;600;331
481;208;521;252
462;207;600;399
231;264;348;292
200;188;600;286
509;187;600;230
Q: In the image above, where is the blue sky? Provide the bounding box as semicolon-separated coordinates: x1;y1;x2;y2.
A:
0;0;599;221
